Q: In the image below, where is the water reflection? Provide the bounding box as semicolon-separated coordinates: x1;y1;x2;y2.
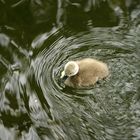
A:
28;26;139;139
0;0;140;140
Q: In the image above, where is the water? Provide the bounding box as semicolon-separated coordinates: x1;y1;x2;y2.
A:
0;0;140;140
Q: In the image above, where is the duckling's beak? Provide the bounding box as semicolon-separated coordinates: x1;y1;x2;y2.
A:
61;71;68;81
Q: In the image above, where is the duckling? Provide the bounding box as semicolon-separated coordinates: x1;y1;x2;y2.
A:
61;58;109;88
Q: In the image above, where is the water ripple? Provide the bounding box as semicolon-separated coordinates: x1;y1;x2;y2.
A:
28;26;139;139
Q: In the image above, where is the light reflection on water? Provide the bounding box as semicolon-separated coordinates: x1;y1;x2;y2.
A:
0;9;140;140
25;27;139;139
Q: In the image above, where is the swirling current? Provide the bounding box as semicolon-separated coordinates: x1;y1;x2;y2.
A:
0;0;140;140
29;26;139;140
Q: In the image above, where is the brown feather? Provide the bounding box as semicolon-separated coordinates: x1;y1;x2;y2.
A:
64;58;109;88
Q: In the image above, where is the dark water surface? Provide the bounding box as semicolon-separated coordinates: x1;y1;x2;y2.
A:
0;0;140;140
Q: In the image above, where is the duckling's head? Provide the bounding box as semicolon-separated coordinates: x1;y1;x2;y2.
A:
61;61;79;80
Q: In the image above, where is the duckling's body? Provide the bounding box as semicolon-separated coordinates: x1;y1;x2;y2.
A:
61;58;109;88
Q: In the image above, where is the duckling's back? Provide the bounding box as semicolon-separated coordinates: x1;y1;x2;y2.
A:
77;58;109;78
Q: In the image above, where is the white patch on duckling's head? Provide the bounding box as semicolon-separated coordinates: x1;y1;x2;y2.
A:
64;61;79;77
